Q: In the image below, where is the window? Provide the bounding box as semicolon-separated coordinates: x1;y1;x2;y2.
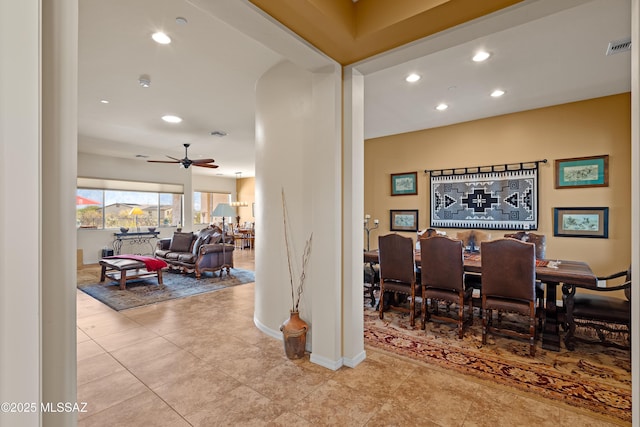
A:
193;192;231;225
76;179;184;230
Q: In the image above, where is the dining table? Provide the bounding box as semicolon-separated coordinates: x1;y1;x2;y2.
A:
363;249;598;351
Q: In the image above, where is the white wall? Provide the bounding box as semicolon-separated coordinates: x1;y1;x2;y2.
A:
0;1;42;425
77;151;236;264
254;59;346;369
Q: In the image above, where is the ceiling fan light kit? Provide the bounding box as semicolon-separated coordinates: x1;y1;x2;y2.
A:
147;143;218;170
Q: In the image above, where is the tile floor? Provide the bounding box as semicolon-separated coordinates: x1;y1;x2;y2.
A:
77;250;625;426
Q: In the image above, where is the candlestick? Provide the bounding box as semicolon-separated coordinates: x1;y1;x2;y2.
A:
364;215;379;251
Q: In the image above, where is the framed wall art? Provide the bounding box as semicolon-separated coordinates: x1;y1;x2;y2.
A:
390;209;418;232
555;155;608;189
553;207;609;238
391;172;418;196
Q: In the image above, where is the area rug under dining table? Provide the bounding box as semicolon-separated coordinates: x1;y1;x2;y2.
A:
364;307;631;424
78;268;255;311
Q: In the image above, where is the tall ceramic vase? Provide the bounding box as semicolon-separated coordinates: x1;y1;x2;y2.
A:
280;311;308;359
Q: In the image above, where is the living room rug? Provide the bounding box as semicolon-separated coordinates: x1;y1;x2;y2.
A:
364;307;631;424
78;269;255;311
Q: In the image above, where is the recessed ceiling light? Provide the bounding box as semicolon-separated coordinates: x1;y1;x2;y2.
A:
175;17;188;25
472;51;491;62
138;74;151;88
152;32;171;44
436;103;448;111
162;115;182;123
100;99;109;104
491;89;506;97
405;73;421;83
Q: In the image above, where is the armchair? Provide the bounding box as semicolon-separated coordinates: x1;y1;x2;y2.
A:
481;238;538;356
378;233;421;327
563;266;631;350
420;235;473;338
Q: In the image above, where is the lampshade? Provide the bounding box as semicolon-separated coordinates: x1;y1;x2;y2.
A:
211;203;236;218
129;207;144;216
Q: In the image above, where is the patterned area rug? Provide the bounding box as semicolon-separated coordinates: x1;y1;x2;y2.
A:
364;306;631;424
78;269;255;311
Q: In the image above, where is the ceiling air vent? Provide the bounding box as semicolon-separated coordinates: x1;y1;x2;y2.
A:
606;37;631;56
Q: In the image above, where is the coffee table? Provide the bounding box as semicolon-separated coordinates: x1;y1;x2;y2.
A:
99;258;164;290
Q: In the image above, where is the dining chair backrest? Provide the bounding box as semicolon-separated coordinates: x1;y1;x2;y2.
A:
378;233;415;284
481;238;536;301
420;235;464;292
504;232;546;259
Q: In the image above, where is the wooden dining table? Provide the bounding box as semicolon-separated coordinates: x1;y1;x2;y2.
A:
363;249;598;351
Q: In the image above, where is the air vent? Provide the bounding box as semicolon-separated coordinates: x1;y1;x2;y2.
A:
606;37;631;56
210;130;227;137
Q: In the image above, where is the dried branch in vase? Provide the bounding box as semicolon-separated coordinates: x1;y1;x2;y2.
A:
281;188;313;312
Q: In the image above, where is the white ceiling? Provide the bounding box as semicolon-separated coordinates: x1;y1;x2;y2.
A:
78;0;631;177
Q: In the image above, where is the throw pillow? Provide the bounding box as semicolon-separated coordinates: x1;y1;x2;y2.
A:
169;232;194;253
209;232;222;244
192;234;212;255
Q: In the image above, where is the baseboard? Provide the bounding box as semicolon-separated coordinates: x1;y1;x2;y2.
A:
253;315;282;341
342;350;366;368
310;353;343;371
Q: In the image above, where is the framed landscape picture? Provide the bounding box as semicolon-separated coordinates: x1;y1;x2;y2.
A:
553;207;609;238
391;172;418;196
555;155;608;189
390;209;418;232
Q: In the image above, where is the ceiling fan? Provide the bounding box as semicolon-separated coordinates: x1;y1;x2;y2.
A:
147;143;218;169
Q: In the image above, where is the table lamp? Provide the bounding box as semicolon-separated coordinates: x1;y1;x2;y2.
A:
129;207;144;232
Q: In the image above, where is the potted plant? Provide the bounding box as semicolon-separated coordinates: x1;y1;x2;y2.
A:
279;188;313;359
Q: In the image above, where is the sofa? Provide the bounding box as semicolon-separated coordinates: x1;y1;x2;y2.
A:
154;225;234;278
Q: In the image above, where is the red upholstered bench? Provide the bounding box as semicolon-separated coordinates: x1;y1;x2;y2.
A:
99;255;167;290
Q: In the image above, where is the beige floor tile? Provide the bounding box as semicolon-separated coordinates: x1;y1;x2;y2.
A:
249;361;327;404
77;369;148;420
267;411;314;426
366;400;441;427
184;385;285;426
77;352;125;386
152;367;242;415
77;339;106;362
78;390;190;427
125;349;211;389
110;335;182;367
77;311;141;338
77;327;92;343
291;379;379;425
91;325;159;352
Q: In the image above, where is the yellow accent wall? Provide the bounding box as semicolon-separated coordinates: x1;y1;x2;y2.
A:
365;93;631;278
237;177;256;224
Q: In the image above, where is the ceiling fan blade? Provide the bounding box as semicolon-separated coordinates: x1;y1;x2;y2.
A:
147;160;180;164
191;158;215;164
193;163;219;169
166;155;181;161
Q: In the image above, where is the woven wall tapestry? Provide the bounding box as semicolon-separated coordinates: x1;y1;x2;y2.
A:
430;166;539;230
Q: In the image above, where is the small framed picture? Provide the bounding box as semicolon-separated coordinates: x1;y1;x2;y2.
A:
555;155;608;189
553;207;609;238
390;209;419;232
391;172;418;196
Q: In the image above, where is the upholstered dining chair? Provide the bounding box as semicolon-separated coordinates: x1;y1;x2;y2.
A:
420;235;473;338
378;233;421;327
481;238;537;356
504;232;547;326
563;266;631;350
